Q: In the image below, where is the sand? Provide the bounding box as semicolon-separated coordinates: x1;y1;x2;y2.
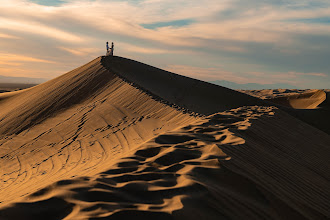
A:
241;89;326;109
0;56;329;219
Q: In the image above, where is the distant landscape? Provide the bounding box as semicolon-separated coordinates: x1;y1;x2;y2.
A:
0;75;301;91
209;80;299;90
0;75;47;92
0;75;47;84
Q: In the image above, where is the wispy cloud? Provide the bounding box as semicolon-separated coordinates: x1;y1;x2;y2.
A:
0;33;19;39
0;53;56;64
165;64;246;82
58;47;102;56
120;43;190;54
0;18;85;43
141;19;195;29
287;72;328;77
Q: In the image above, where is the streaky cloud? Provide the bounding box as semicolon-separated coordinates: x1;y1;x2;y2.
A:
141;19;195;29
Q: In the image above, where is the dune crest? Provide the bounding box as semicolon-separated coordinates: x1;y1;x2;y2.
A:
102;56;266;114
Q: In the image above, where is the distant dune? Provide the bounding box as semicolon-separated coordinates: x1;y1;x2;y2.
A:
0;56;329;219
241;89;330;134
243;89;326;109
0;83;37;93
0;75;47;84
210;80;298;90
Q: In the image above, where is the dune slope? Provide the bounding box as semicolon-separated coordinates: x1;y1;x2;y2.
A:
0;57;198;206
0;56;329;219
266;90;326;109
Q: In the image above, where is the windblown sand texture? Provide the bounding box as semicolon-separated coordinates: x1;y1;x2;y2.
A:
0;56;329;219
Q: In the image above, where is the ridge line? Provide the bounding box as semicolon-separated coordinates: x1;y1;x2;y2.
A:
100;56;203;118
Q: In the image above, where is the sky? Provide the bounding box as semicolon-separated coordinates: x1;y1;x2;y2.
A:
0;0;329;88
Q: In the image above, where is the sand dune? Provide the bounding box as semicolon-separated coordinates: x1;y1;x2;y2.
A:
0;56;329;219
0;57;197;205
319;90;330;109
240;89;320;100
241;89;330;134
250;89;326;109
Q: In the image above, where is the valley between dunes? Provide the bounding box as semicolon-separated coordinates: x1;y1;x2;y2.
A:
0;56;329;219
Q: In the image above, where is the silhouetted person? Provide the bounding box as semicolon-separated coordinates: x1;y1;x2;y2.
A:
110;42;114;56
106;42;114;56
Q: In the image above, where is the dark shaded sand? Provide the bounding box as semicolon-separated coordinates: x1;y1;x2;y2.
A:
0;56;329;219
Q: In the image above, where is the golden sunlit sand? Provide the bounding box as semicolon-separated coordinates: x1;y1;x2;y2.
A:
0;56;329;219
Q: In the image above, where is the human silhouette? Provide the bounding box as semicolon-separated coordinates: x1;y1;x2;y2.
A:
106;42;114;56
110;42;114;56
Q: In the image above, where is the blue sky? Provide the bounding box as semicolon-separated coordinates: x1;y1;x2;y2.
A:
142;19;195;29
29;0;67;6
0;0;329;88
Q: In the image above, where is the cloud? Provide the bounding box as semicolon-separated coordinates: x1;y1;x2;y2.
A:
0;53;57;78
0;53;56;64
0;0;329;88
58;47;102;56
0;18;85;43
244;71;329;88
29;0;67;7
306;73;327;77
2;0;330;46
166;65;329;88
141;19;195;29
165;64;246;82
287;71;328;77
0;33;19;39
120;43;190;54
0;66;61;78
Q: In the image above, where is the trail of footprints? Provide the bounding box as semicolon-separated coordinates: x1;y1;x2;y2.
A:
0;106;276;219
0;82;198;208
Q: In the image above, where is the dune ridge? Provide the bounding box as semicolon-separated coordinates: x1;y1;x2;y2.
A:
0;56;329;219
102;56;267;114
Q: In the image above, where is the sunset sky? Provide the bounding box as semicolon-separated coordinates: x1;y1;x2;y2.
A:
0;0;329;88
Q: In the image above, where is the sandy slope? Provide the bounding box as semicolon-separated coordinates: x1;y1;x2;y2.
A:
268;90;326;109
0;56;330;219
0;57;197;205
